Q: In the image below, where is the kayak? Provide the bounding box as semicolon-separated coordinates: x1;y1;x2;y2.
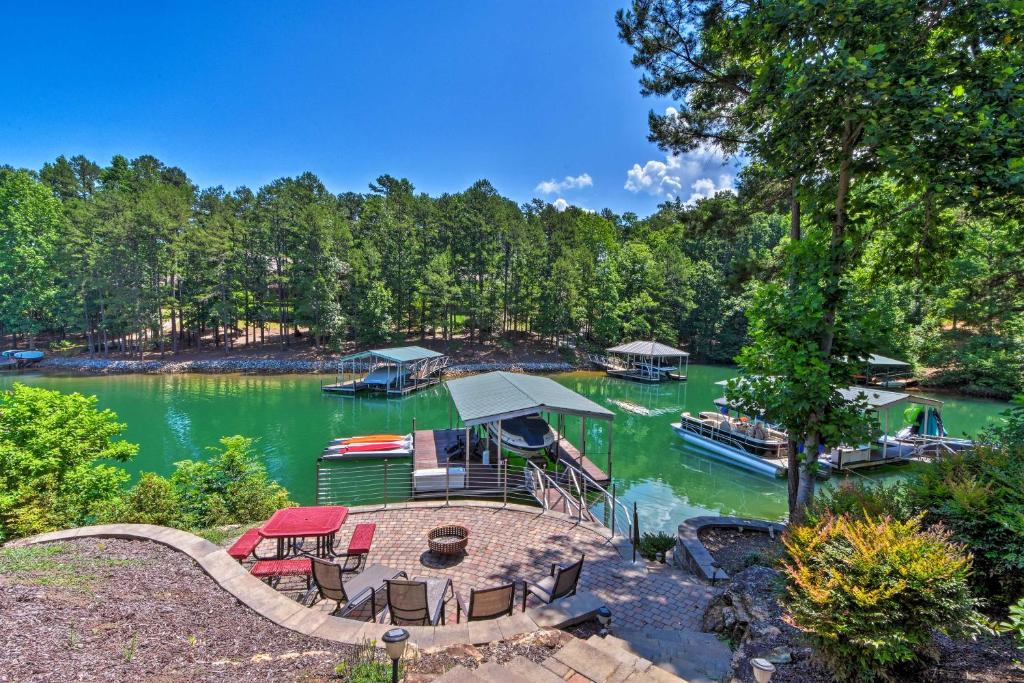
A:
325;441;407;453
328;433;411;446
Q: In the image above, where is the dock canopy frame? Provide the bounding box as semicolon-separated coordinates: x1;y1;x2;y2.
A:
605;340;689;382
445;371;615;480
331;345;449;396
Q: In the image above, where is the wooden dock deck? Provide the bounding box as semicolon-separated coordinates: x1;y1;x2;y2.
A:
551;430;610;486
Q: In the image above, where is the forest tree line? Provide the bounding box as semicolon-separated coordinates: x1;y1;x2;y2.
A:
0;152;1021;397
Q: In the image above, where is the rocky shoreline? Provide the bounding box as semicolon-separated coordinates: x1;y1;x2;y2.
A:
35;356;577;376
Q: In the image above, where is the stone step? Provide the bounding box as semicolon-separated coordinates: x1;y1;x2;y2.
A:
593;630;732;683
504;656;565;683
612;626;726;648
432;665;488;683
551;637;654;683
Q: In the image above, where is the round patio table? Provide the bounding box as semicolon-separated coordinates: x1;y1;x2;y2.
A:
259;505;349;559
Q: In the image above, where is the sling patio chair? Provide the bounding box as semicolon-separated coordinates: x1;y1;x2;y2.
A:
307;557;407;621
522;555;584;612
455;582;516;622
385;576;454;626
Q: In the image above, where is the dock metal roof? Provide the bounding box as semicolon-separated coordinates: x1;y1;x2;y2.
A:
715;377;942;410
865;354;911;367
446;371;614;426
341;345;444;363
606;340;689;357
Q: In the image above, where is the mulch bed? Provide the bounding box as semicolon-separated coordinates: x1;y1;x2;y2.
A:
0;538;567;683
699;527;783;575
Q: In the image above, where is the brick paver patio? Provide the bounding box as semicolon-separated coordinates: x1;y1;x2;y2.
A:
246;504;715;630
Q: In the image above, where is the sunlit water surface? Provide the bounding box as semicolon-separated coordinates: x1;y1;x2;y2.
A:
2;367;1009;534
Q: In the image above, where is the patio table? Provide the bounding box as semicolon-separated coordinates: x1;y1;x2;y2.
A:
259;505;348;559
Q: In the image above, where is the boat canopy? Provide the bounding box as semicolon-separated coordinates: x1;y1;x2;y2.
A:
865;354;911;368
714;377;942;410
446;371;614;426
606;340;689;358
340;345;444;364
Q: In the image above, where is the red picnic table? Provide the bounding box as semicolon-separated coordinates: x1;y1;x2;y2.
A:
258;505;348;559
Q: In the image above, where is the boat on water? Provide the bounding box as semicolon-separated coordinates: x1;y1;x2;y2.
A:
672;411;790;477
671;379;974;477
485;414;555;456
2;350;45;368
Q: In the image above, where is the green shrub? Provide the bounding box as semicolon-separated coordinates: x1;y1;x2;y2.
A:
810;479;916;524
169;435;293;527
998;597;1024;650
783;513;980;682
333;640;399;682
101;435;293;531
910;446;1024;607
638;531;675;560
0;384;138;542
96;472;185;527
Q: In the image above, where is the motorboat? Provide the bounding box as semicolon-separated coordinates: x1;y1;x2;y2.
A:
486;414;555;456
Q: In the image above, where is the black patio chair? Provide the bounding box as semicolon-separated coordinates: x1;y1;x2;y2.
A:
522;555;584;612
307;557;406;621
456;582;516;622
385;576;454;626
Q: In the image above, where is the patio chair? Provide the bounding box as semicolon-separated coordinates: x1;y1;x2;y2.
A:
456;582;516;622
385;576;454;626
307;557;406;621
522;555;584;612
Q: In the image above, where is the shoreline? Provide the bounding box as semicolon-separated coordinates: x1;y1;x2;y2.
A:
30;355;578;376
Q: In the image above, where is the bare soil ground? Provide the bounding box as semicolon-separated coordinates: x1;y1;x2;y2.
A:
0;538;569;683
699;527;784;575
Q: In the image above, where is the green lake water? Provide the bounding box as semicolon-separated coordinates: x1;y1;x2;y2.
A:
1;367;1010;534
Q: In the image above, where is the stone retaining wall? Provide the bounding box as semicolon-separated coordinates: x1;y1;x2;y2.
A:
37;356;576;376
675;516;786;582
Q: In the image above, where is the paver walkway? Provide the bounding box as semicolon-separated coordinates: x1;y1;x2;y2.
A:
245;504;714;630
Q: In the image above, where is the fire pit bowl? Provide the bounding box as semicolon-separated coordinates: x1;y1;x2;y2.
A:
427;524;469;555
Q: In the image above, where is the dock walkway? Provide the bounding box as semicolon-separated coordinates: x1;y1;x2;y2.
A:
551;430;611;486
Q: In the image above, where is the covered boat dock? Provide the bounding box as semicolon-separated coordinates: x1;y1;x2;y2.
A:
443;371;614;484
322;345;449;396
592;340;689;382
857;354;915;389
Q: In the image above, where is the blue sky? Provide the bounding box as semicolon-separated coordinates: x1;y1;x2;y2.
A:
1;2;737;215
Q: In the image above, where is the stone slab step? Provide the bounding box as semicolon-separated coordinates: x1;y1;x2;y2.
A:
594;631;731;683
432;665;488;683
553;637;652;683
504;656;565;683
612;626;726;648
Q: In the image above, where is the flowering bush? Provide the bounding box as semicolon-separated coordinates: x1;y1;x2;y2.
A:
783;513;979;682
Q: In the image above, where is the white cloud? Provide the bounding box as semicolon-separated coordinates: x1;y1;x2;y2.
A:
624;129;731;199
684;174;736;205
535;173;593;195
552;198;570;211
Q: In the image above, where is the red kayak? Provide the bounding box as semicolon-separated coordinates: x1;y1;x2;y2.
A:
333;442;407;453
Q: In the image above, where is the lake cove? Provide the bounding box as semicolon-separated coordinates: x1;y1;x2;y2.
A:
2;367;1010;535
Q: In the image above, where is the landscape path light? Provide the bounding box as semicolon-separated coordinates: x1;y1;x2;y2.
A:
382;628;409;683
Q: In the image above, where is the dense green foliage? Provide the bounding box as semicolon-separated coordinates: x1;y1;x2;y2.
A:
0;384;137;541
618;0;1023;518
0;157;783;361
784;513;979;682
809;480;915;525
98;436;293;529
1000;598;1024;650
911;447;1024;606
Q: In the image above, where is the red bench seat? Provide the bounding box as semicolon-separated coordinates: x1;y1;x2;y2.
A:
347;523;376;555
250;558;312;588
227;528;262;562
